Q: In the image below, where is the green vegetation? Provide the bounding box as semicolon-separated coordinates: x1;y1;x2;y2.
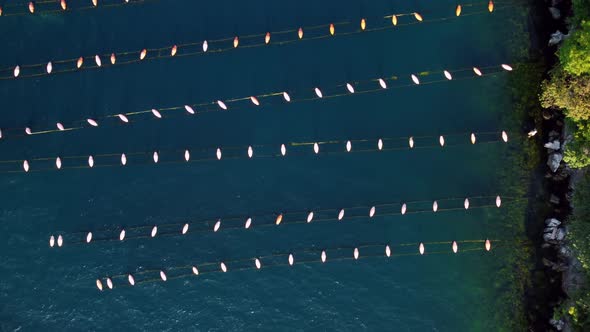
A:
541;1;590;330
541;1;590;168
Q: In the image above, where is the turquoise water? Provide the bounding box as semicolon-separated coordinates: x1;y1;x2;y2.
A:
0;0;531;330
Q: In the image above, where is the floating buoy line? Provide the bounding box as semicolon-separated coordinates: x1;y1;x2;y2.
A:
0;0;149;18
93;239;496;290
0;1;514;81
47;194;513;249
3;63;514;141
10;130;509;174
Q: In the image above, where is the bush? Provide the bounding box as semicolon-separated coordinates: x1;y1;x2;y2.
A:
540;69;590;120
559;20;590;76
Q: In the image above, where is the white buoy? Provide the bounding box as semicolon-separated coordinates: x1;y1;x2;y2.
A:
151;109;162;119
57;123;65;131
56;157;62;170
25;127;32;135
171;45;178;56
23;160;30;172
46;62;53;74
95;55;102;67
13;65;20;78
496;195;502;207
214;219;221;232
346;83;355;94
153;152;159;163
140;49;147;60
245;217;252;229
151;226;158;237
117;114;129;123
419;243;425;255
216;148;222;160
471;133;476;144
160;270;167;281
128;274;135;286
401;203;407;215
247;146;253;158
385;245;392;257
185;105;195;114
439;135;445;147
96;279;104;291
49;235;55;247
57;235;63;247
184;150;190;162
76;57;84;69
501;131;508;142
464;198;470;210
217;100;228;110
501;64;513;71
288;254;294;266
119;230;126;241
353;248;359;260
314;87;323;98
378;139;383;150
86;232;93;243
409;137;415;148
182;223;189;234
378;78;387;89
110;53;116;64
346;140;352;152
87;119;98;127
433;201;438;212
313;143;319;154
473;67;482;76
369;206;376;217
307;211;314;223
452;241;458;253
444;70;452;80
411;74;420;85
275;214;283;225
265;32;271;44
255;258;262;269
202;40;208;52
281;144;287;156
92;0;98;7
321;250;327;263
106;277;113;289
88;156;94;168
338;209;345;221
233;36;239;48
192;266;199;275
220;262;228;272
485;239;492;251
121;153;127;166
283;92;291;102
250;96;260;106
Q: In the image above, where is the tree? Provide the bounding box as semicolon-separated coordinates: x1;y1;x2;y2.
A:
540;69;590;120
559;20;590;75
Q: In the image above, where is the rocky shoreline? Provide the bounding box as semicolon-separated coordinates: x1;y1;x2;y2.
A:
532;0;586;330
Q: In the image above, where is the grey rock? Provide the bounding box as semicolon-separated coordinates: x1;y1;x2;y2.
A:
550;194;561;204
549;7;561;19
545;140;561;150
550;318;565;331
557;228;566;241
546;218;561;227
549;30;569;46
548;152;563;172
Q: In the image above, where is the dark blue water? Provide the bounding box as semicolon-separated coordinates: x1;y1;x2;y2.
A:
0;0;530;330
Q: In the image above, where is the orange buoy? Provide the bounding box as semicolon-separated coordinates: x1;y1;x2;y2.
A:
360;18;366;30
0;6;3;16
265;32;271;44
488;0;494;13
76;56;84;69
92;0;98;7
471;133;476;144
28;2;35;14
329;23;335;35
171;45;178;56
140;49;147;60
61;0;67;10
298;27;303;39
391;15;398;26
456;5;462;16
414;12;423;22
275;214;283;225
233;36;239;48
110;53;116;64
